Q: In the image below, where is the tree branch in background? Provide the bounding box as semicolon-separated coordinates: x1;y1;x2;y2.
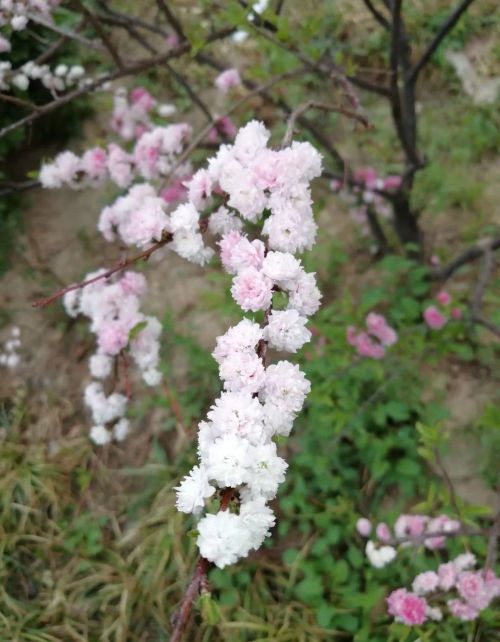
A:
74;0;125;69
432;238;500;281
155;0;186;41
0;28;235;140
362;0;390;30
409;0;478;83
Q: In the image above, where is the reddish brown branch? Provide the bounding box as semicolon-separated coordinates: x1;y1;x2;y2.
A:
32;234;173;309
169;488;234;642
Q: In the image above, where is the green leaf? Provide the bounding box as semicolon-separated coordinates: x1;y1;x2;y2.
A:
128;320;148;342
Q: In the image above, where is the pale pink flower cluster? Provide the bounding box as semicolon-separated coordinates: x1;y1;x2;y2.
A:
185;120;322;251
331;167;400;240
99;184;169;248
0;325;21;368
388;554;500;625
423;290;462;330
39;123;191;190
357;513;461;569
175;123;322;568
63;270;162;444
347;312;397;359
214;68;241;92
110;86;177;140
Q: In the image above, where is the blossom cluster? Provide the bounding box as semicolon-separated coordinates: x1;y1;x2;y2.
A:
0;325;21;368
175;121;323;568
331;167;400;241
63;270;162;444
423;290;462;330
387;554;500;625
0;0;60;49
39;122;191;190
111;86;176;140
357;513;461;568
0;59;85;92
347;312;397;359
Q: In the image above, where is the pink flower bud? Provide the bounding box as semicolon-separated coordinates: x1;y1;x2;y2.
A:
356;517;372;537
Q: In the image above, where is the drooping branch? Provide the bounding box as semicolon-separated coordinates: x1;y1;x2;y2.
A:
409;0;478;84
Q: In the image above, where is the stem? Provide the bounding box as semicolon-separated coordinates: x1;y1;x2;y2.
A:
32;234;172;309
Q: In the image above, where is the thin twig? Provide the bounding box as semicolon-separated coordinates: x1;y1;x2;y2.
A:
27;12;104;50
409;0;477;83
362;0;390;30
32;234;173;309
434;450;462;519
156;0;186;41
282;100;370;147
0;92;39;111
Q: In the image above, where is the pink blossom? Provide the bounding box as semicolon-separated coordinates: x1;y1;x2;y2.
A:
430;254;441;266
436;290;451;305
356;517;372;537
356;332;385;359
425;515;460;549
451;307;462;320
160;178;187;204
219;232;265;274
447;599;479;621
81;147;108;182
457;572;491;610
215;68;241;91
376;522;391;543
366;312;397;346
423;306;447;330
354;167;377;190
394;514;428;540
412;571;439;595
97;320;130;356
383;175;402;190
130;86;156;112
231;267;273;312
438;562;457;591
166;33;179;48
107;144;134;188
387;589;427;625
346;326;357;346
